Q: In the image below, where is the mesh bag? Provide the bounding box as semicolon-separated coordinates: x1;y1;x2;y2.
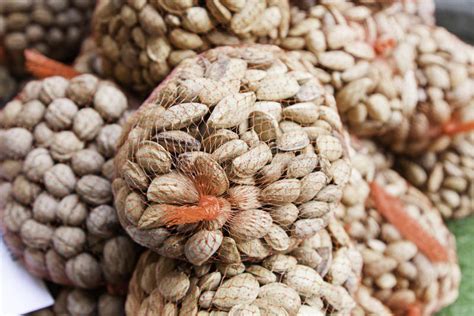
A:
92;0;290;94
0;0;95;76
282;0;421;137
336;139;460;315
126;243;361;315
29;287;125;316
398;104;474;219
0;63;139;289
286;1;474;151
378;25;474;154
113;44;352;267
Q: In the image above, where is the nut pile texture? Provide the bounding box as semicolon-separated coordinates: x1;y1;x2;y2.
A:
284;1;422;138
379;25;474;154
337;140;460;316
353;0;435;25
351;285;392;316
284;1;473;155
29;287;125;316
73;37;105;77
0;0;95;76
399;105;474;219
126;243;361;315
113;45;353;267
93;0;290;93
0;74;138;289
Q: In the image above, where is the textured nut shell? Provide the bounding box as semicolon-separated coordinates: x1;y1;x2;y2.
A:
185;230;224;266
228;209;273;242
212;273;259;311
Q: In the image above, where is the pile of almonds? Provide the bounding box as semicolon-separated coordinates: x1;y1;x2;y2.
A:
1;0;473;315
0;74;139;289
351;285;391;316
379;25;474;154
113;45;352;267
399;105;474;219
336;139;460;315
30;288;125;316
127;244;361;315
93;0;290;93
283;0;421;137
0;0;95;76
353;0;435;25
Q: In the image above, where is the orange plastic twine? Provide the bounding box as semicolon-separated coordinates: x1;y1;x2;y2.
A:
369;181;449;263
161;195;229;227
406;302;423;316
441;118;474;136
374;36;397;55
428;116;474;139
24;49;80;79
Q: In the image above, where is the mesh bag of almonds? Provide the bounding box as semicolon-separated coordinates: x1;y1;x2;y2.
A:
0;70;139;289
126;242;362;316
29;287;125;316
282;0;424;138
113;44;353;267
335;139;460;315
377;24;474;154
0;0;96;76
398;104;474;219
92;0;290;94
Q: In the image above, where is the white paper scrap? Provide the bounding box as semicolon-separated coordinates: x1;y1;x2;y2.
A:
0;239;54;316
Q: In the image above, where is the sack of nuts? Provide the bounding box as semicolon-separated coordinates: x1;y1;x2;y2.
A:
113;44;353;267
378;25;474;155
336;139;460;316
282;0;421;137
126;243;361;315
399;104;474;219
0;57;139;290
92;0;290;94
284;1;474;151
0;0;95;76
29;287;125;316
